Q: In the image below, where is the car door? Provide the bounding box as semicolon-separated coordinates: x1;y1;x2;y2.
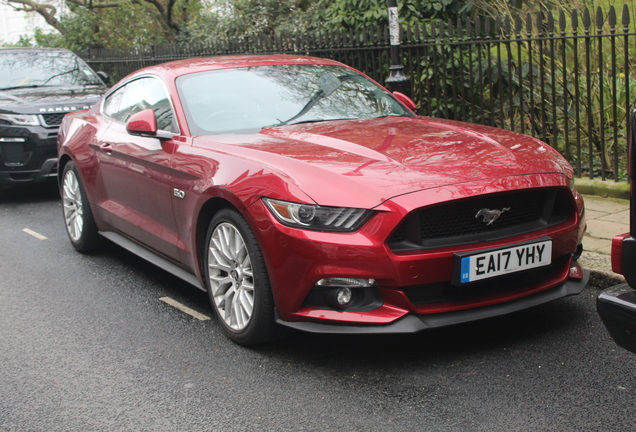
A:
95;76;183;260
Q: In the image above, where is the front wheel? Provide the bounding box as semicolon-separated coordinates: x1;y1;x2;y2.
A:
61;161;100;253
204;209;277;345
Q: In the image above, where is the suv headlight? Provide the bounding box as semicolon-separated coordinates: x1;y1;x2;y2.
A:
263;198;374;232
0;114;40;126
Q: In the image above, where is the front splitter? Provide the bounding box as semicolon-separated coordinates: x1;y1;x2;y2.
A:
276;270;589;334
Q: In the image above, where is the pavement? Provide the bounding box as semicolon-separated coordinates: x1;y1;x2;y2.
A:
579;194;630;288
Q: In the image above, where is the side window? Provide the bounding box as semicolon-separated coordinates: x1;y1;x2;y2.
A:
102;77;178;133
103;87;125;121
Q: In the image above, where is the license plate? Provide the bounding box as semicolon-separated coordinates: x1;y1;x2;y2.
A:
454;239;552;285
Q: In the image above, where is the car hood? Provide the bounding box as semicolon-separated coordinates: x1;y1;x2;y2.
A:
0;86;106;115
195;117;572;208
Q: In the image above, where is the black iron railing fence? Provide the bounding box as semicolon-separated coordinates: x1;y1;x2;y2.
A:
77;5;635;181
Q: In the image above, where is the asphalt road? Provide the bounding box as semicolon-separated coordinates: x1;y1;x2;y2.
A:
1;184;635;432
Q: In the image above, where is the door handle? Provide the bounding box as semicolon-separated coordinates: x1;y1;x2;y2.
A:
99;143;113;155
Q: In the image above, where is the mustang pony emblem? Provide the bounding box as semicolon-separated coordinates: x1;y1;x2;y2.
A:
475;207;510;225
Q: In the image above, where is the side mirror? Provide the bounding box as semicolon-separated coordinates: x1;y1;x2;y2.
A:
393;92;417;112
96;71;111;86
126;109;172;140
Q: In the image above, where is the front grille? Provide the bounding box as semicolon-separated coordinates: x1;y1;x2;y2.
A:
40;113;66;127
389;187;574;251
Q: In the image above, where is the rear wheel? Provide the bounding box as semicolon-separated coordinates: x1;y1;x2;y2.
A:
61;161;100;253
204;209;277;345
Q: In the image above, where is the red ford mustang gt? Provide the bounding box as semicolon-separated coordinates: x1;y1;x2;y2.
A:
57;55;588;344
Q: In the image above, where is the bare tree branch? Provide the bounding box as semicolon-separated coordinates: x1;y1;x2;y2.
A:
2;0;66;34
138;0;180;32
66;0;119;8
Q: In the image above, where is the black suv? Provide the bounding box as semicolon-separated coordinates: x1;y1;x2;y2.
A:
597;104;636;354
0;48;108;198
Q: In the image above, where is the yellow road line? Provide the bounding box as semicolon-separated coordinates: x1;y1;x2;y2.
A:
159;296;211;321
22;228;47;240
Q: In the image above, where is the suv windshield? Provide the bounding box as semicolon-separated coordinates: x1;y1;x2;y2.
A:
0;50;103;90
177;64;414;135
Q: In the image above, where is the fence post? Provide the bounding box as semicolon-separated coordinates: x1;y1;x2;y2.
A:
385;0;412;96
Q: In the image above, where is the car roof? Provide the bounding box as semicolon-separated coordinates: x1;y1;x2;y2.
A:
0;47;74;54
126;54;347;80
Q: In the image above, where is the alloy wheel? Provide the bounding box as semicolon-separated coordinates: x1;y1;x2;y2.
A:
207;222;255;331
62;169;84;242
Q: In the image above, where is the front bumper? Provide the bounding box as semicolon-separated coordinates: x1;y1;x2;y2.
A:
247;177;586;330
597;283;636;354
278;271;588;333
0;124;58;187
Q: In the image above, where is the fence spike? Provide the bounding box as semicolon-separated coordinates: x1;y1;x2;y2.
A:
447;19;454;41
473;16;481;39
495;16;501;39
572;9;579;32
536;11;544;36
439;20;446;41
515;13;522;36
422;20;429;41
526;13;533;37
609;6;617;28
596;6;604;30
546;11;554;36
504;15;511;38
622;4;630;28
583;8;591;31
559;9;566;32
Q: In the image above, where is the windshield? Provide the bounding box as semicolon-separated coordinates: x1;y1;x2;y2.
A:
0;50;103;90
177;64;414;135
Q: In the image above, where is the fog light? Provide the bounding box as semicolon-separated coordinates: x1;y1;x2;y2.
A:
306;278;382;311
316;277;375;288
336;287;353;306
317;278;376;310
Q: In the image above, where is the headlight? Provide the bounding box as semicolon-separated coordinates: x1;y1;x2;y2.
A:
0;114;40;126
263;198;373;232
568;177;575;191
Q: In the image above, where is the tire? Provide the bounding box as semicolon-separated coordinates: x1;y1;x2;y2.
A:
61;161;100;253
204;208;277;345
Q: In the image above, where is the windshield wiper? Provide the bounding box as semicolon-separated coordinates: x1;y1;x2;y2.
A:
374;114;410;119
0;85;51;91
270;74;360;127
285;118;358;126
271;90;326;127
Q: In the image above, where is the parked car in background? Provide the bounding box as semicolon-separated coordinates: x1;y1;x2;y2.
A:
58;55;588;345
597;105;636;354
0;48;108;198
